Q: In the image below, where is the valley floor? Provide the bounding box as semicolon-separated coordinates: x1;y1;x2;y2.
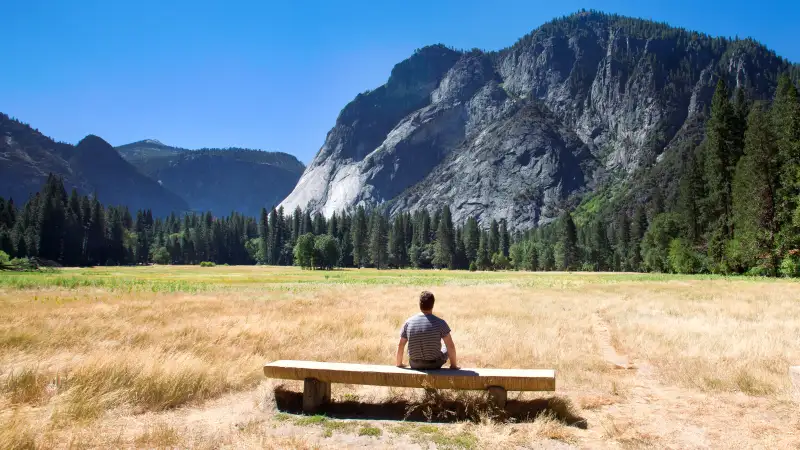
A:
1;267;799;449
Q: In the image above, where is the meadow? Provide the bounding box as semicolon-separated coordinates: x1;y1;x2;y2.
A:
1;266;799;449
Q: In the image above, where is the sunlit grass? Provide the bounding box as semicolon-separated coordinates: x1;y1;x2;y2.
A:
1;265;799;448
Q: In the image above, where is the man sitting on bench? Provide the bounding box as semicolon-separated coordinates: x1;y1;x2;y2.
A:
396;291;460;370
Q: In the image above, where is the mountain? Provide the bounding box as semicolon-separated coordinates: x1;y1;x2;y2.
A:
280;11;798;228
1;114;188;215
116;139;185;161
116;141;304;217
71;135;189;215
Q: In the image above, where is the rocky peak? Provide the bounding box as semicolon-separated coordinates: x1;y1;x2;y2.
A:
280;11;796;228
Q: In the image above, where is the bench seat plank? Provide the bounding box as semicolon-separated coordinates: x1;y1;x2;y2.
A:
264;360;555;391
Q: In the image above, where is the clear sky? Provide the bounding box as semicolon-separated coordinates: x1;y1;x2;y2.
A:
4;0;798;164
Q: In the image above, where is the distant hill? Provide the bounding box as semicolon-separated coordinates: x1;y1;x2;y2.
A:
116;141;305;216
116;139;184;161
0;114;188;215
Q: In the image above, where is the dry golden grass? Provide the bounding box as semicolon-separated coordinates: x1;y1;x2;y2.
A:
1;266;799;448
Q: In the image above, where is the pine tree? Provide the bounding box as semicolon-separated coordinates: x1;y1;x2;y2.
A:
556;212;578;270
369;212;388;269
703;79;736;268
453;227;468;270
351;206;368;267
389;216;407;267
267;208;279;265
463;216;479;263
773;74;800;253
312;213;326;236
433;206;455;269
258;208;268;264
629;206;647;271
476;232;491;270
731;104;779;271
499;219;510;257
488;220;500;255
291;206;302;244
302;210;313;236
86;197;106;265
527;241;539;271
418;210;431;245
679;149;704;244
36;175;67;263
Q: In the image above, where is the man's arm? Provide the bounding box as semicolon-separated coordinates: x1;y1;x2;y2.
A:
443;334;459;369
396;337;408;367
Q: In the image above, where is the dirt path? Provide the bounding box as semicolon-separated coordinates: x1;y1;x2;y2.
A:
591;312;633;370
583;312;799;449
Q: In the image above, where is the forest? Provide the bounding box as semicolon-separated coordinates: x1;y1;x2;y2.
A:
1;75;799;276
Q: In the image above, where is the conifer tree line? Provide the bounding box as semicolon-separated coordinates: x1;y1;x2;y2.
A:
1;75;798;275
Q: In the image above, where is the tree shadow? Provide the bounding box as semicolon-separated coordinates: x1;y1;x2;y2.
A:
272;385;587;429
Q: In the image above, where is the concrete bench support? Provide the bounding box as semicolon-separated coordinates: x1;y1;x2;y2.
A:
303;378;331;413
487;386;507;408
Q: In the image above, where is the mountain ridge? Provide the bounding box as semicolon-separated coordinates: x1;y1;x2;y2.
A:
279;10;799;228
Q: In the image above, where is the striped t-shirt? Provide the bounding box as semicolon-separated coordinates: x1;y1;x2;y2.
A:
400;313;451;361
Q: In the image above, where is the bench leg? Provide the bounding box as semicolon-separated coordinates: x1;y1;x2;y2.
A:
303;378;330;414
487;386;507;409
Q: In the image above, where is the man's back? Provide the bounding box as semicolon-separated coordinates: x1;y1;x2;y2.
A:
401;313;451;362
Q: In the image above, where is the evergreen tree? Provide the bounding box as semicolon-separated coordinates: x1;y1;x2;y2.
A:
351;206;368;267
488;219;500;256
36;175;67;263
258;208;268;264
302;210;313;236
86;197;106;265
476;232;491;270
556;212;578;271
418;210;431;245
773;74;800;253
629;206;648;271
433;206;455;269
590;220;611;271
499;219;510;257
291;206;302;244
613;211;631;271
527;241;539;271
679;149;704;244
389;216;407;267
312;213;326;236
369;212;388;269
453;227;468;270
731;104;780;271
703;79;736;268
267;208;279;264
463;216;479;263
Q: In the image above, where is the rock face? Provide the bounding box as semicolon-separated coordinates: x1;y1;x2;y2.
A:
281;12;795;227
117;141;305;217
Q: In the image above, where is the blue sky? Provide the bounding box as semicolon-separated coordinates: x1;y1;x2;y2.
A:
4;0;798;164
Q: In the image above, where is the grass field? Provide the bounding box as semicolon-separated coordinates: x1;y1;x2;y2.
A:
1;266;799;449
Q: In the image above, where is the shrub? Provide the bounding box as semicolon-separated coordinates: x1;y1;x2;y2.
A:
491;252;510;270
745;265;771;277
151;247;170;265
668;238;701;274
468;262;477;272
199;261;215;267
779;251;800;278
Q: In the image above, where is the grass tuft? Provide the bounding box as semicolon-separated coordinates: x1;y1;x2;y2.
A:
358;425;382;437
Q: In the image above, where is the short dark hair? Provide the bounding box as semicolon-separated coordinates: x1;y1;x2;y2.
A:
419;291;435;310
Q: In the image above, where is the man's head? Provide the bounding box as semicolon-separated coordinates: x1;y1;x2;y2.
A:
419;291;435;312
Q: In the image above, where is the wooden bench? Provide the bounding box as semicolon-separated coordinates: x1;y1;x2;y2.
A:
264;360;556;413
